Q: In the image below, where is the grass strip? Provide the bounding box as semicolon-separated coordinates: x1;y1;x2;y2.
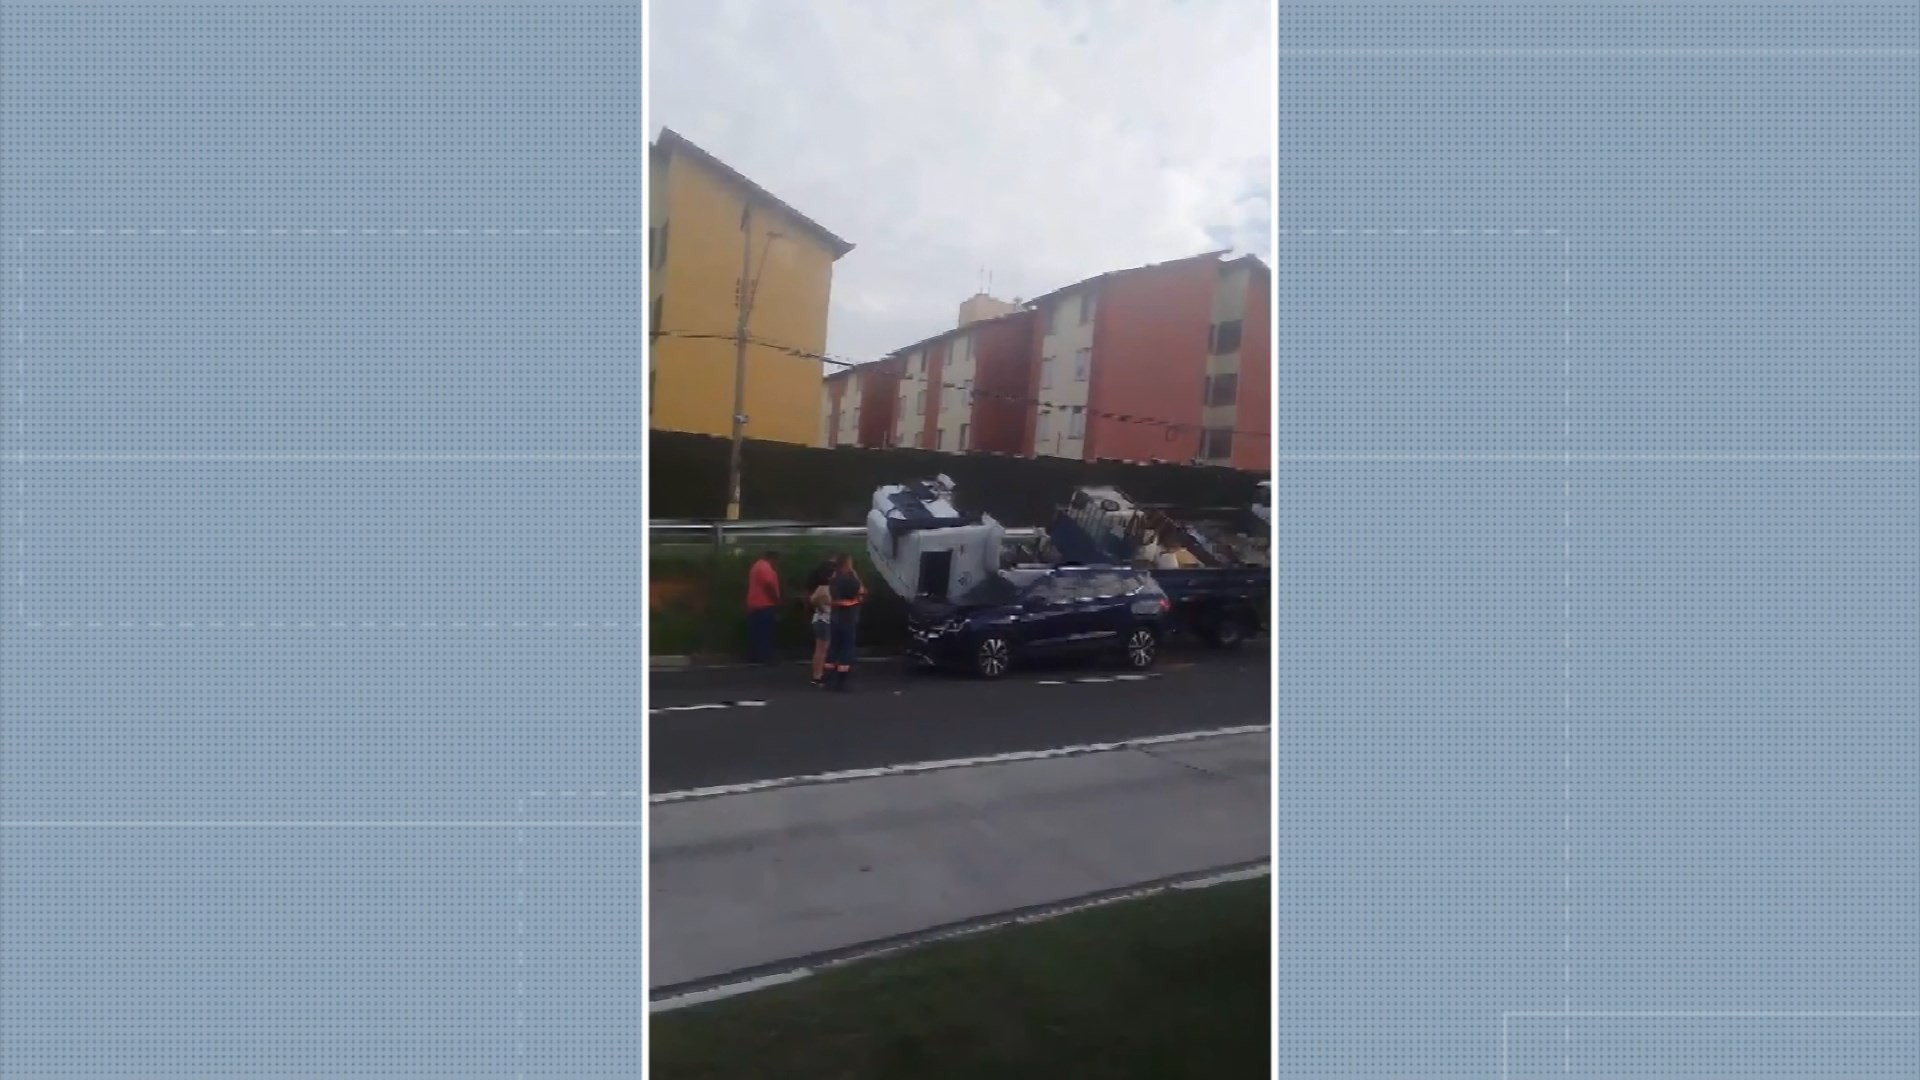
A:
651;878;1272;1079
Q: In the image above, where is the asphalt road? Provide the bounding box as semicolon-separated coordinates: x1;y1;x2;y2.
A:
648;648;1272;792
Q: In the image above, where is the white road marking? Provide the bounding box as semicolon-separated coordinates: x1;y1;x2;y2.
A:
1173;865;1271;889
1;821;641;827
649;700;768;715
650;724;1271;804
651;970;813;1014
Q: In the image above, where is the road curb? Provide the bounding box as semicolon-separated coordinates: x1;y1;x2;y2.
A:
649;859;1273;1011
649;638;1267;673
650;723;1271;804
650;652;902;673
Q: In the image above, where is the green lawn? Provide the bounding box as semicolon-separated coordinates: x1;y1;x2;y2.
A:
650;878;1272;1080
649;540;906;659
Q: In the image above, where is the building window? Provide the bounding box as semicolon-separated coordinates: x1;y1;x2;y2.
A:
1209;319;1243;355
649;369;656;414
916;388;926;415
1205;372;1239;407
937;428;946;450
1078;292;1094;325
1074;348;1090;382
1040;356;1054;389
1036;411;1050;442
649;295;663;336
1046;303;1060;335
1200;427;1234;460
1069;408;1085;439
959;423;969;450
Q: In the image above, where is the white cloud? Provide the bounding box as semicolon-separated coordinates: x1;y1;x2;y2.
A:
648;0;1272;363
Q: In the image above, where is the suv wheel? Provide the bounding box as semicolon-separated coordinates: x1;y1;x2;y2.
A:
974;636;1012;679
1212;615;1246;652
1125;627;1158;670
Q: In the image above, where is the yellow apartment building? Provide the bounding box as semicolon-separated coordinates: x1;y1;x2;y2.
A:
648;129;854;446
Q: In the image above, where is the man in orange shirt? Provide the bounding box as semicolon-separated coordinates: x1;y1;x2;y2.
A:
744;551;781;664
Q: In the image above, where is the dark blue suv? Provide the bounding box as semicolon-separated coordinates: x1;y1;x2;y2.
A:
907;565;1170;678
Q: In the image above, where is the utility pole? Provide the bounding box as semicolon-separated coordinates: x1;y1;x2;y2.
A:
724;203;754;522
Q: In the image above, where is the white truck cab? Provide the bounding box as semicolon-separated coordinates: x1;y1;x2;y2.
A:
865;475;1005;603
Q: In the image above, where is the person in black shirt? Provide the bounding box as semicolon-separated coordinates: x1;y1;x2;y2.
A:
803;557;835;596
825;553;865;691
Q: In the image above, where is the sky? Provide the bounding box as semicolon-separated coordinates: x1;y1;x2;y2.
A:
648;0;1273;364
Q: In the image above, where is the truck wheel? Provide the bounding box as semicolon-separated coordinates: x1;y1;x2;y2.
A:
974;636;1012;679
1212;616;1246;652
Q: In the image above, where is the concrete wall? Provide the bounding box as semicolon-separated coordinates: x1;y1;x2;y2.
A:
934;329;975;451
1202;260;1254;465
917;341;948;450
1232;262;1271;471
648;429;1266;523
1028;289;1097;459
895;343;955;450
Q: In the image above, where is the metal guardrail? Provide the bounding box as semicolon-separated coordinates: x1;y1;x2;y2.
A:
650;521;1043;546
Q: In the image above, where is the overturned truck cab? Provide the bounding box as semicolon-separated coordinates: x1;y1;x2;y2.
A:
864;474;1006;604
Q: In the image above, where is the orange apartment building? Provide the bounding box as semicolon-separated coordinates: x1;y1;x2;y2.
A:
822;251;1269;472
822;354;904;448
1022;251;1269;471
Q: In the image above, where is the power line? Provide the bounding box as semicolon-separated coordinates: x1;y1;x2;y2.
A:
653;329;1272;441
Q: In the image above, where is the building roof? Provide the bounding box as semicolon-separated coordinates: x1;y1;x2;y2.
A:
1227;252;1271;277
823;353;911;383
653;128;855;259
1021;248;1234;309
881;305;1035;361
854;251;1265;377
